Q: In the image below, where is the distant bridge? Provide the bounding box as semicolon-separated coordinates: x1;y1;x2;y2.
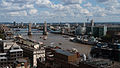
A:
16;31;43;33
47;27;61;34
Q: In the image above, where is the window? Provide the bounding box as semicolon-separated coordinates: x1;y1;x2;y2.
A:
5;45;7;47
17;51;22;53
1;59;3;61
14;48;19;49
20;54;22;56
3;59;6;61
17;54;19;56
1;63;3;65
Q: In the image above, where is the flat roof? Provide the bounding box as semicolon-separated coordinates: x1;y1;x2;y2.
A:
0;53;7;55
0;40;13;42
0;57;7;59
55;49;74;56
16;59;27;63
10;49;23;52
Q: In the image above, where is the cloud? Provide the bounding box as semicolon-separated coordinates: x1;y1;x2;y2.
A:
95;0;109;3
23;4;34;9
0;0;120;22
5;0;34;4
84;2;92;7
36;0;53;8
8;11;27;16
62;0;82;5
29;9;38;14
0;0;35;16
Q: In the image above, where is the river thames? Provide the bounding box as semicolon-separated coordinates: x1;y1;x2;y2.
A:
16;28;92;55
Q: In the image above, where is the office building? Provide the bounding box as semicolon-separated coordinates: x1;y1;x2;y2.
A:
86;26;107;37
90;43;120;62
0;40;23;67
13;58;30;68
13;21;16;26
15;37;45;67
37;47;116;68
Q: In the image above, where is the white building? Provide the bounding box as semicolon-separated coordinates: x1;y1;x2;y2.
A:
0;40;23;67
15;37;45;67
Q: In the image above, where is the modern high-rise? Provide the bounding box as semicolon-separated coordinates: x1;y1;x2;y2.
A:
13;21;16;26
91;19;94;35
86;26;107;37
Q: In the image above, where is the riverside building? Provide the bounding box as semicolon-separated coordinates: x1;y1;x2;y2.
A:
0;40;23;67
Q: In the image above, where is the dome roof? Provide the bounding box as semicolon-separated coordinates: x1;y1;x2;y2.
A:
75;26;86;35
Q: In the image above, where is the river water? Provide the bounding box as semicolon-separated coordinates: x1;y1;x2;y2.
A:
15;28;92;55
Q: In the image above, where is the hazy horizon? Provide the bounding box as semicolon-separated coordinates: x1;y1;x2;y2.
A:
1;22;120;24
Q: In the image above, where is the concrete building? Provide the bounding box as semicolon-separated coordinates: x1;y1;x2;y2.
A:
13;58;30;68
37;47;79;68
0;40;15;53
15;37;45;67
54;49;78;62
90;43;120;62
39;45;120;68
37;47;115;68
0;40;23;67
53;49;79;68
107;26;120;35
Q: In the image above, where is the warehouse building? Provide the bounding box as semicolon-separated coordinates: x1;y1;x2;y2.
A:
0;40;24;67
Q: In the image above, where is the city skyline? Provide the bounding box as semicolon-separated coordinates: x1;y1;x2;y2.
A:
0;0;120;23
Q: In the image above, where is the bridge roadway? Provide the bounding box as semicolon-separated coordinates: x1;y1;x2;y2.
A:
13;27;62;34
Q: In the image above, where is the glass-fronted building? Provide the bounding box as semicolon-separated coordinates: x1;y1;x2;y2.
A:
86;26;107;37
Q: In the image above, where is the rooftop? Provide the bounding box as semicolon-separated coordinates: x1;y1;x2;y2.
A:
0;53;7;55
0;40;13;42
16;59;27;63
10;49;23;52
0;57;7;59
55;49;74;56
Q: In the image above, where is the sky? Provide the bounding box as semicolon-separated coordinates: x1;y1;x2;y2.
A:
0;0;120;23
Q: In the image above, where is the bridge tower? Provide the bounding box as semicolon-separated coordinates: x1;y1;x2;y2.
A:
43;21;48;35
28;23;32;35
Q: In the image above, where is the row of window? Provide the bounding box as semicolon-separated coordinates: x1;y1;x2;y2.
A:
10;54;22;57
0;62;13;66
0;59;7;62
10;51;23;54
0;55;6;57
